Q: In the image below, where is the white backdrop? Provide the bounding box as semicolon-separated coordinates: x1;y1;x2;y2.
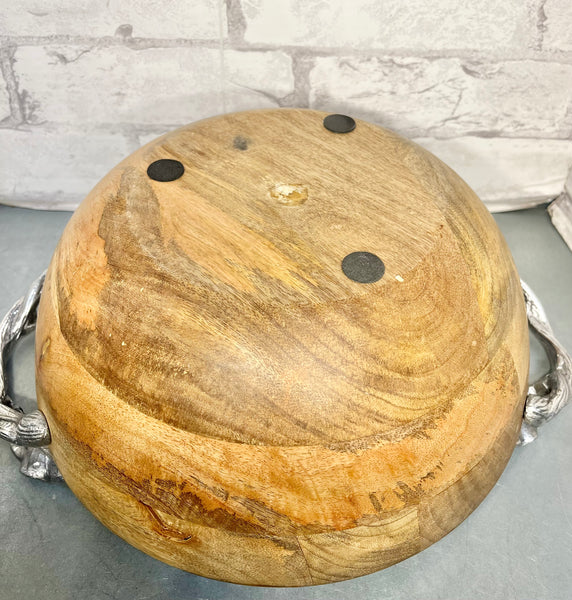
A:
0;0;571;212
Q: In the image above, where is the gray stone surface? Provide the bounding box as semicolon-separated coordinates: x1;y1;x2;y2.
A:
0;203;571;599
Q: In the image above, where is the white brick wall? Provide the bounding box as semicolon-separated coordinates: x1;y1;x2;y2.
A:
544;0;572;52
241;0;534;51
1;0;571;211
0;0;223;39
14;46;225;125
224;50;294;110
416;137;572;211
310;57;572;139
0;126;134;210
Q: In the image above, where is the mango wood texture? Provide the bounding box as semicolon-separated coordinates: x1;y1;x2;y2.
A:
35;109;529;586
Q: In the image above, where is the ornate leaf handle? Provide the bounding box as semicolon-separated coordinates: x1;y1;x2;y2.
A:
0;276;570;480
519;280;572;445
0;272;61;481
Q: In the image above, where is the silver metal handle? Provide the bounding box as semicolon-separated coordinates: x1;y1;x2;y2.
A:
0;275;570;480
0;272;61;480
519;280;572;444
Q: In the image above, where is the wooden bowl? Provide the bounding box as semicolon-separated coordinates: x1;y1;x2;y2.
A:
35;108;529;586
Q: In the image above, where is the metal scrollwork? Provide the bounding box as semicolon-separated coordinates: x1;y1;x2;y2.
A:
519;280;572;445
0;272;61;481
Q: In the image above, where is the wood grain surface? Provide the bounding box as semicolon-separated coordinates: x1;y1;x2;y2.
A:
35;109;529;586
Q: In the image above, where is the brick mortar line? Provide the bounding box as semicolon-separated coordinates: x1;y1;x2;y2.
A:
287;52;314;108
229;44;572;64
2;35;572;64
224;0;246;45
0;35;223;49
0;45;24;126
536;0;549;51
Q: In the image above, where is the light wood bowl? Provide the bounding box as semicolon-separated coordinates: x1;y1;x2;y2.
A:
35;109;529;586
